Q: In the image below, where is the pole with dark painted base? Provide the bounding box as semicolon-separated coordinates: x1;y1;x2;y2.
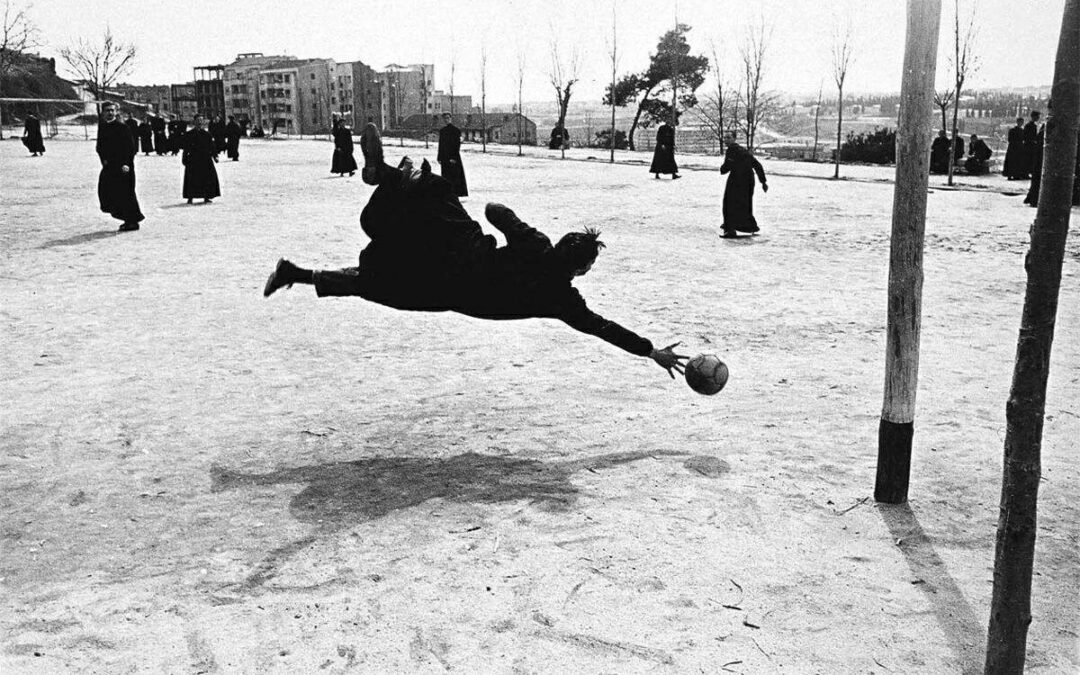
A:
876;0;942;505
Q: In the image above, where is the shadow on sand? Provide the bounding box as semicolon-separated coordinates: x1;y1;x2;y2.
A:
211;449;728;592
212;449;720;529
879;503;985;674
39;230;119;248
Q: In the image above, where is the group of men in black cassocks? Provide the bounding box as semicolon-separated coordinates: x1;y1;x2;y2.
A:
21;113;46;156
930;129;966;174
1002;111;1044;181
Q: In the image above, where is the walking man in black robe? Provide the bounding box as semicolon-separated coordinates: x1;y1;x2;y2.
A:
22;113;45;156
96;101;144;232
182;114;221;204
649;121;680;179
330;116;357;176
719;135;768;238
262;124;688;378
1002;117;1027;179
225;115;242;161
437;112;468;197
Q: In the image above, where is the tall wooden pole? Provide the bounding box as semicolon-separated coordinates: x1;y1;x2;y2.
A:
985;2;1079;671
875;0;942;504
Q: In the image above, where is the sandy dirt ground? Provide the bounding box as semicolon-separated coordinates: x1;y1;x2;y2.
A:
1;135;1078;674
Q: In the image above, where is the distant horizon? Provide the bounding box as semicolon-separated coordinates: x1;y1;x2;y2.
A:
28;0;1067;108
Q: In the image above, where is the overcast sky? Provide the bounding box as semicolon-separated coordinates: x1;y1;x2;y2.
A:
29;0;1065;104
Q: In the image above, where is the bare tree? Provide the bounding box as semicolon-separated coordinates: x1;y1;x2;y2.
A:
692;40;737;152
738;17;772;152
448;48;456;118
985;2;1078;670
59;26;137;107
0;0;40;138
831;21;855;178
933;88;954;131
607;0;617;163
946;0;979;186
515;49;525;157
479;40;487;153
548;34;580;156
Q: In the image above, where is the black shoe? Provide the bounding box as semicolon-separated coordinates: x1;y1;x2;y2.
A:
263;258;297;297
672;174;682;180
118;222;140;232
720;229;738;239
360;123;385;185
485;203;523;230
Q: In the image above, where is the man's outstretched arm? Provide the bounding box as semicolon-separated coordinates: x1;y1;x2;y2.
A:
560;291;688;377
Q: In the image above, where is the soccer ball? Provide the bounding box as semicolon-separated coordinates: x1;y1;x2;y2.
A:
685;354;729;395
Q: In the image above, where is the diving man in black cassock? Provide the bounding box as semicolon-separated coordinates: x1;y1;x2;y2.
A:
437;112;468;197
262;124;688;379
96;101;144;232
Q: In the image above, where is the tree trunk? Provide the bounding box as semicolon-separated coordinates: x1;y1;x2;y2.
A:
834;85;844;178
947;85;961;185
940;103;948;131
626;86;656;152
812;89;822;161
876;0;942;505
985;2;1078;671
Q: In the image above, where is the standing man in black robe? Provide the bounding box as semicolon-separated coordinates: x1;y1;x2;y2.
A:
152;115;168;155
719;134;768;239
1023;123;1045;207
22;113;45;156
122;111;140;146
930;129;951;174
437;112;468;197
182;114;221;204
96;101;144;232
169;119;186;155
137;117;154;155
330;116;357;176
225;115;242;162
1002;117;1026;179
1023;110;1042;176
209;115;227;156
649;121;680;179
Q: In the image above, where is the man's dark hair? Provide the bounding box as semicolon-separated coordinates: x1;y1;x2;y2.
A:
1032;110;1041;119
554;227;605;273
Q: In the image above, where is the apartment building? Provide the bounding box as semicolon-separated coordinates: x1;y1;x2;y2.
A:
333;60;381;130
378;64;433;130
193;65;226;120
258;59;335;135
223;52;295;127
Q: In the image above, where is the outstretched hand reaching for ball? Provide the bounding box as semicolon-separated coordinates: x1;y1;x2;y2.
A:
651;342;689;378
